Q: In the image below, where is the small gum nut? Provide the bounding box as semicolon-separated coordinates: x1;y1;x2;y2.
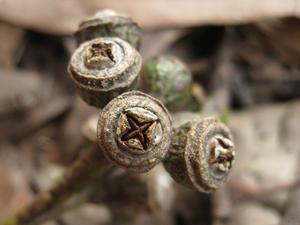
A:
141;55;193;111
163;117;235;193
97;91;172;172
75;9;142;49
68;37;142;108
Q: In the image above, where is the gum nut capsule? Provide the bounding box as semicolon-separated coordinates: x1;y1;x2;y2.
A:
141;55;192;111
68;37;142;108
97;91;172;172
75;9;142;49
163;117;235;193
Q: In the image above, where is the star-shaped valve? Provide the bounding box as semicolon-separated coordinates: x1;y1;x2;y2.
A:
116;107;163;153
208;135;235;172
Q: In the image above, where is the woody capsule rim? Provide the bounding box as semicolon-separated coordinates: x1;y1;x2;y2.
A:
186;118;235;192
68;37;142;92
97;91;172;172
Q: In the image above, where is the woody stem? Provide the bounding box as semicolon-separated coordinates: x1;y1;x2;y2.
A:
0;144;111;225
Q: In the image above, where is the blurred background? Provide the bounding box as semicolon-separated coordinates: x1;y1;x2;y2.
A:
1;1;300;225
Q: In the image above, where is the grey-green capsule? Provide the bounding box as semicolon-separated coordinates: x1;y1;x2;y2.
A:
141;56;193;111
68;37;142;108
75;9;142;49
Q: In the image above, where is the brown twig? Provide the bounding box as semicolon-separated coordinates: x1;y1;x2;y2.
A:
0;144;111;225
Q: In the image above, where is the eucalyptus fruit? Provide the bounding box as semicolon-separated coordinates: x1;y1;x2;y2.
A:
75;9;142;49
141;55;193;111
97;91;172;172
68;37;142;108
164;117;235;193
